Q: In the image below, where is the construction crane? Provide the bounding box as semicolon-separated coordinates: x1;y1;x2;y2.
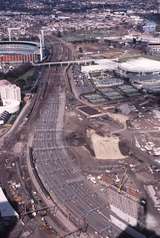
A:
118;167;128;193
7;27;20;41
21;206;49;218
40;29;45;47
40;27;51;47
38;28;51;61
38;34;43;62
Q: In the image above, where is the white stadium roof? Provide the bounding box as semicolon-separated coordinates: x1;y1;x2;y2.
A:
81;57;160;74
120;57;160;73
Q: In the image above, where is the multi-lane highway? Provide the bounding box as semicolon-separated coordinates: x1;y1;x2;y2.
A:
28;40;121;238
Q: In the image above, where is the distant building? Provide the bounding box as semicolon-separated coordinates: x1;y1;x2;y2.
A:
147;43;160;56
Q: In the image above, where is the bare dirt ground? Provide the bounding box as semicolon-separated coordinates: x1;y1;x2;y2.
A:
74;42;142;59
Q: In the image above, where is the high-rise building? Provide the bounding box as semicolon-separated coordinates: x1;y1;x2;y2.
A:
0;84;21;114
0;84;21;103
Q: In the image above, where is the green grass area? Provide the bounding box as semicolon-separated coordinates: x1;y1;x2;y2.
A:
0;65;38;92
7;112;18;124
16;68;35;82
14;68;38;91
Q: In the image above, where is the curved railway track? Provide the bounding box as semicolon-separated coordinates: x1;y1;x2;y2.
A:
27;40;121;238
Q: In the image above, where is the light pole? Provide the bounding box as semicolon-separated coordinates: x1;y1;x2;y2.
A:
40;30;45;47
7;27;20;41
38;34;43;62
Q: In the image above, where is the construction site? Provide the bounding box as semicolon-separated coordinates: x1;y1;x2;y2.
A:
64;38;160;237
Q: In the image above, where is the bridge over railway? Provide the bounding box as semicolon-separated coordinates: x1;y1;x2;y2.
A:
32;59;96;66
32;58;115;67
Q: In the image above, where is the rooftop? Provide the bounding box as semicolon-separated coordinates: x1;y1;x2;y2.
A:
120;57;160;73
81;59;118;73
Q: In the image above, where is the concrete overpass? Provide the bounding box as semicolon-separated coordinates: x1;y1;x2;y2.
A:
32;59;97;67
32;58;119;69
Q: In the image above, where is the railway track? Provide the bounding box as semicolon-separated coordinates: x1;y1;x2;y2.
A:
27;40;121;238
26;41;79;236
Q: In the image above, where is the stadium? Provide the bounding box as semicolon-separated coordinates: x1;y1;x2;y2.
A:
0;41;44;63
119;57;160;75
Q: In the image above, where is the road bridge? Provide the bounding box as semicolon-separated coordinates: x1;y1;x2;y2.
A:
33;58;100;67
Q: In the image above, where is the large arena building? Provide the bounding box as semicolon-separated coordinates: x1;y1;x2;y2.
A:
81;57;160;76
0;41;44;63
119;57;160;75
